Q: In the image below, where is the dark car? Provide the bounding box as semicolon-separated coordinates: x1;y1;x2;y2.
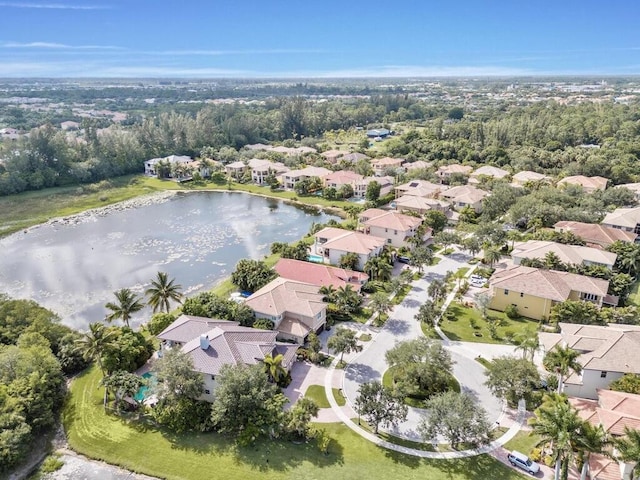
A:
397;256;411;264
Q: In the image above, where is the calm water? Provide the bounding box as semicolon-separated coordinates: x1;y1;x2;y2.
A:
0;191;337;331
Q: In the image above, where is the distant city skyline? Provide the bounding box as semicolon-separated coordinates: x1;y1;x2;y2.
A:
0;0;639;78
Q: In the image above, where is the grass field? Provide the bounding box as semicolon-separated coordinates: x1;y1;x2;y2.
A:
304;384;346;408
440;304;539;344
503;431;541;457
63;366;527;480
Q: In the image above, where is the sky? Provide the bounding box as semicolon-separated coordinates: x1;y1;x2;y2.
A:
0;0;639;78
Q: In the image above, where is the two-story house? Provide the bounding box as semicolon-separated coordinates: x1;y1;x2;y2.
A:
358;208;427;248
313;227;386;271
602;207;640;235
511;240;617;269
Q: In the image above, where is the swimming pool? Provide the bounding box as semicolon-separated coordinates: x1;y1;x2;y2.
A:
308;254;324;263
134;372;156;402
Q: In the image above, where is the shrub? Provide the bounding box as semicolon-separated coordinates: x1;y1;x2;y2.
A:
529;447;542;462
253;318;274;330
40;454;64;473
504;304;520;319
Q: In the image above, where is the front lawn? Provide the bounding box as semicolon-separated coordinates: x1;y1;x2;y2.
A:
503;431;541;457
64;366;527;480
304;384;346;408
439;304;539;344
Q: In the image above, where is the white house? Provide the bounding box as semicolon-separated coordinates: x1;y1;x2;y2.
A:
313;227;386;271
358;208;427;248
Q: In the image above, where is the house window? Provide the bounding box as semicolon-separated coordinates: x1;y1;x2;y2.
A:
582;292;599;302
387;239;392;244
385;228;388;232
504;289;509;295
520;292;524;298
600;371;607;378
205;389;211;395
211;375;215;380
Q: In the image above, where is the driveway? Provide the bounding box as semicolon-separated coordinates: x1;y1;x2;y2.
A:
340;249;514;441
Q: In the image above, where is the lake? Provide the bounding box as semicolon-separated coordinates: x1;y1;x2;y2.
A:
0;191;338;331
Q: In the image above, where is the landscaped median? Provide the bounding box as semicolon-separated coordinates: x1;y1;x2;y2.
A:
64;366;529;480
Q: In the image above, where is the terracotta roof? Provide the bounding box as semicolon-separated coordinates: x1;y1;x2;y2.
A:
371;157;404;167
314;227;386;255
359;208;422;232
512;170;552;183
395;180;445;198
285;166;332;179
436;164;473;175
512;240;617;267
395;195;449;212
441;185;488;204
616;182;640;196
588;454;622;480
404;160;432;170
278;317;311;338
157;315;241;343
602;207;640;229
558;175;608;191
490;265;609;302
570;390;640;435
323;170;364;186
244;277;326;318
554;221;637;246
274;258;368;291
340;152;369;163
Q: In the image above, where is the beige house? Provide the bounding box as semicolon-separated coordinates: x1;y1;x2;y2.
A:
403;160;432;172
244;278;327;344
616;182;640;201
554;221;638;248
274;258;368;292
570;389;640;480
248;158;289;185
511;170;552;187
271;146;317;156
224;160;248;180
558;175;608;193
511;240;617;269
394;195;453;217
602;207;640;235
488;265;611;321
282;166;332;190
156;315;298;402
394;179;446;199
353;175;394;199
144;154;192;177
358;208;426;248
371;157;405;176
468;165;510;184
440;185;488;212
320;149;350;164
435;164;473;183
313;227;386;271
540;323;640;400
323;170;364;191
340;152;369;164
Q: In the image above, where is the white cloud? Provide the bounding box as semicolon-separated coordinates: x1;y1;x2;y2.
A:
150;48;326;56
277;65;534;78
0;2;108;9
2;41;123;49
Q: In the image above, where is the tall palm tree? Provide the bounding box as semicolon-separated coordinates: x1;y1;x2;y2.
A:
105;288;145;328
543;345;582;394
319;285;336;303
483;246;502;268
529;393;584;480
544;251;565;271
263;353;286;385
369;291;393;322
514;329;540;363
74;322;117;377
574;422;608;480
145;272;183;313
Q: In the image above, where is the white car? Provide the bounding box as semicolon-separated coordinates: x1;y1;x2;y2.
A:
469;278;487;287
507;451;540;475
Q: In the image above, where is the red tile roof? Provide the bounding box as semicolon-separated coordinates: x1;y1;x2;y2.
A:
274;258;368;291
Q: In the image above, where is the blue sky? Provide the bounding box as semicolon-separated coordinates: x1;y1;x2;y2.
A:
0;0;638;77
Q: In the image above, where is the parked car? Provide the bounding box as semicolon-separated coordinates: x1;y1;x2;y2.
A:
397;256;411;264
507;451;540;475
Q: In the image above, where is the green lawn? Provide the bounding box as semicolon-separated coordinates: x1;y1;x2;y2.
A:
359;333;372;342
304;384;346;408
440;304;539;344
503;431;541;457
64;366;527;480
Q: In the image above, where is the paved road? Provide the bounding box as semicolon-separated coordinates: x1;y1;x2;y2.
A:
341;250;515;441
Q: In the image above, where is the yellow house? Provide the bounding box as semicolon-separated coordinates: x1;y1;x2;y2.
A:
488;265;611;321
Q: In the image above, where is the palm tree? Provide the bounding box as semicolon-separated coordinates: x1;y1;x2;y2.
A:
529;394;584;480
145;272;183;313
543;345;582;394
105;288;145;328
333;285;362;315
369;291;393;323
483;246;502;267
574;422;608;480
263;353;287;385
463;236;482;258
544;251;565;271
319;285;336;303
613;427;640;479
75;322;117;377
514;329;540;362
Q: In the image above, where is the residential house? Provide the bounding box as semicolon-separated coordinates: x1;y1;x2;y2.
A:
274;258;369;292
403;160;433;172
370;157;405;176
602;207;640;235
616;182;640;201
539;323;640;399
0;127;20;141
435;164;473;183
271;146;317;156
488;265;612;321
394;195;453;218
244;143;272;152
468;166;510;184
554;221;637;248
282;166;331;190
144;155;193;178
353;175;394;199
248;158;288;185
366;128;390;139
340;152;369;164
244;277;327;344
394;180;446;199
156;315;298;402
358;208;427;248
511;170;553;187
320;149;350;164
60;120;80;131
511;240;617;269
570;389;640;480
224;160;248;180
558;175;608;193
440;185;488;212
313;227;386;271
323;170;364;191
